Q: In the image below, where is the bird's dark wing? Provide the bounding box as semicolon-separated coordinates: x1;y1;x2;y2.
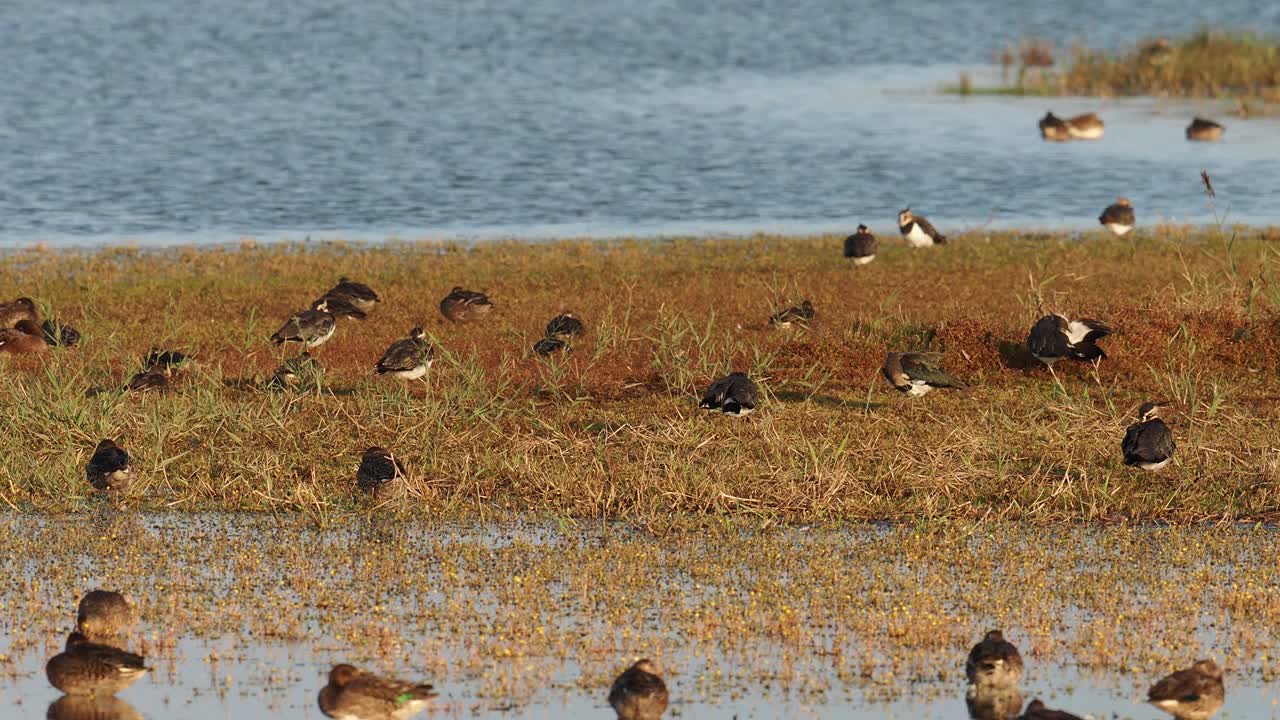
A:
901;354;966;388
377;339;426;372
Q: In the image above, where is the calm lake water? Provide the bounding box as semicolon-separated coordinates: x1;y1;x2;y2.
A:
2;515;1277;718
1;0;1279;247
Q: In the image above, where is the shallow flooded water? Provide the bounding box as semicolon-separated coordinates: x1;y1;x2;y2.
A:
1;515;1277;718
2;0;1280;247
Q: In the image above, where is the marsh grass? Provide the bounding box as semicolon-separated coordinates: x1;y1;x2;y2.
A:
3;229;1280;521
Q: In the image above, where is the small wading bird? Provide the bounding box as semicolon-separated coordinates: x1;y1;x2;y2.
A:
439;287;493;323
608;659;669;720
375;327;433;380
86;440;133;493
882;352;967;396
966;630;1023;691
271;300;336;350
844;224;877;264
0;319;50;355
355;447;407;495
0;297;38;328
1186;117;1224;142
898;208;946;247
45;632;149;696
318;663;437;720
1026;313;1112;369
699;372;758;416
769;300;815;328
1099;197;1135;236
1019;699;1084;720
321;277;381;312
76;590;135;642
1122;401;1176;470
1147;659;1224;720
313;295;366;321
1037;112;1072;142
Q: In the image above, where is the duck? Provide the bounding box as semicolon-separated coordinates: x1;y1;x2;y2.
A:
608;659;669;720
898;208;946;247
46;694;144;720
41;319;81;347
45;632;149;696
1122;401;1176;470
76;590;135;642
439;287;494;323
1099;197;1135;236
0;297;38;329
269;352;320;389
882;352;967;396
843;224;877;264
1018;699;1084;720
318;663;437;720
1037;112;1072;142
770;300;815;329
271;301;336;349
545;313;585;339
313;295;367;321
1147;659;1224;720
86;440;132;493
374;327;433;380
0;319;51;355
355;447;407;495
1064;112;1104;140
699;372;758;416
534;336;568;356
966;630;1023;691
1186;118;1224;142
1026;314;1112;366
322;277;381;312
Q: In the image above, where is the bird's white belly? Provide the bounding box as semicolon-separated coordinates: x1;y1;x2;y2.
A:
1104;223;1132;236
1138;458;1170;470
392;364;428;380
852;254;875;265
904;225;933;248
906;381;932;396
1069;125;1104;140
306;326;336;348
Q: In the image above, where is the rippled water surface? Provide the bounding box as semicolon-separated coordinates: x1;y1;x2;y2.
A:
2;0;1279;246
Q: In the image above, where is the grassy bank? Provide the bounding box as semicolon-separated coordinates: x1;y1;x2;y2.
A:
3;226;1280;521
952;30;1280;112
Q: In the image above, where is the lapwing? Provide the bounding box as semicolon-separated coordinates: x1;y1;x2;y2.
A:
41;319;81;347
898;208;946;247
318;663;437;720
545;313;585;340
0;319;50;355
1027;314;1112;367
966;630;1024;691
1099;198;1135;236
355;447;407;495
322;277;381;312
1064;112;1104;140
439;287;494;323
0;297;38;329
1122;401;1176;470
882;352;967;396
313;295;367;321
1019;699;1084;720
608;659;670;720
76;590;135;642
1186;118;1224;142
45;632;149;696
534;336;568;356
86;440;133;493
1147;659;1224;720
769;300;815;328
699;372;758;416
271;301;336;349
375;327;433;380
1037;112;1072;142
269;352;320;389
843;224;877;264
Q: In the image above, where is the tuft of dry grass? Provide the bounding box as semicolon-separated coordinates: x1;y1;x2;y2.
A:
3;227;1280;521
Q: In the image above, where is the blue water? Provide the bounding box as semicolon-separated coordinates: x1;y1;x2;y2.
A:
1;0;1278;246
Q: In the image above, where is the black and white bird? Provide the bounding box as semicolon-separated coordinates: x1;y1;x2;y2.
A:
1147;659;1224;720
439;287;494;323
1122;401;1176;470
545;313;585;339
898;208;946;247
608;659;669;720
86;439;132;493
1019;699;1085;720
1099;198;1135;236
375;327;433;380
881;352;967;396
1026;314;1112;366
1186;117;1224;142
322;277;381;312
313;295;367;321
533;336;567;356
966;630;1024;691
769;300;815;328
271;301;336;349
355;447;406;495
843;224;877;264
699;372;758;416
